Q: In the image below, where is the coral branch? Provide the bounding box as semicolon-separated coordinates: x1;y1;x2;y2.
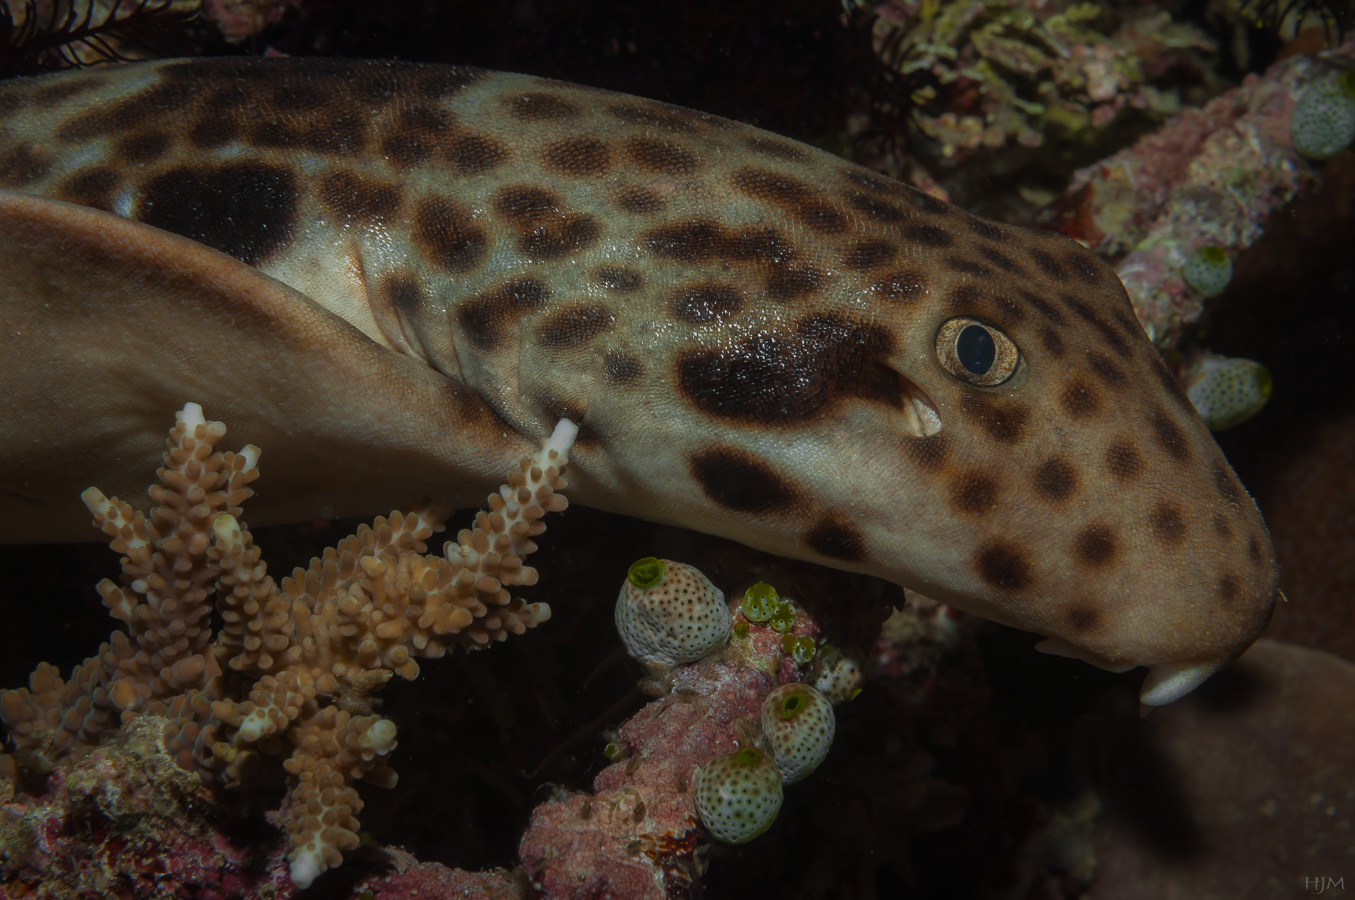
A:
0;404;577;889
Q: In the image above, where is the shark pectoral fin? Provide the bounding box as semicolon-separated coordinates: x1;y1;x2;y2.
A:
1034;637;1137;673
0;191;499;542
1137;659;1223;707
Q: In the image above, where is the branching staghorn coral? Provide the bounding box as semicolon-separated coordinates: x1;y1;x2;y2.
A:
0;402;577;888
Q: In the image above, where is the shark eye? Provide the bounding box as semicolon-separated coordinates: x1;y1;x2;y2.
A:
936;317;1020;386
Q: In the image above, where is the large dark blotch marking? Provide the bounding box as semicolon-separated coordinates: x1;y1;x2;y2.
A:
456;278;550;352
1150;410;1191;463
689;448;799;513
138;163;296;267
951;471;999;515
1033;457;1078;502
626;137;699;176
677;315;898;425
543;136;612;177
494;186;601;261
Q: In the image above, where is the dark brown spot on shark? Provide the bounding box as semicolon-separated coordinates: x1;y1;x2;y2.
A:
1074;525;1117;566
1034;457;1078;501
958;393;1029;444
1066;251;1104;284
977;542;1032;591
967;217;1007;241
58;167;118;209
979;246;1022;274
414;197;487;273
1105;441;1143;481
596;267;643;291
58;82;193;142
951;471;999;514
874;270;926;303
842;168;906;196
384;274;424;315
1063;295;1131;353
903;224;954;247
1247;537;1263;563
807;518;866;561
845;191;906;223
139;163;296;267
672;284;745;324
607;101;700;133
1087;353;1128;389
117;132;170;163
945;257;991;277
0;143;49;186
690;448;800;513
843;239;897;271
1039;327;1065;357
1149;502;1186;543
1066;605;1101;632
1020;290;1069;327
617;186;665;214
1060;381;1102;419
320;171;401;222
494;186;601;260
536;303;614;350
508;92;581;121
1151;411;1191;462
906;188;951;216
544;136;612;177
1217;575;1240;604
1029;248;1066;279
746;136;810;162
457;278;550;352
626;137;699;176
446;134;509;175
733;168;847;234
603;352;643;385
1213;513;1233;538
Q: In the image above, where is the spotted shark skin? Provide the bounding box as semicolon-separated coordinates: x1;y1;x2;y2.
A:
0;57;1278;703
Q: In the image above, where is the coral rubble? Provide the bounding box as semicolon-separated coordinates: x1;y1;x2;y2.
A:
0;403;576;888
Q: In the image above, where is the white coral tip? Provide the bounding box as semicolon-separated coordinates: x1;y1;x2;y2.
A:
80;487;111;518
546;419;579;457
179;402;205;430
212;514;243;549
240;444;261;472
289;849;322;890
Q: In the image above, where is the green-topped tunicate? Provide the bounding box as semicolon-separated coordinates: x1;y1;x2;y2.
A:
1183;246;1232;299
1183;354;1273;431
781;634;817;666
741;582;780;623
694;747;783;843
615;558;730;667
1291;70;1355;161
760;683;835;783
813;647;864;704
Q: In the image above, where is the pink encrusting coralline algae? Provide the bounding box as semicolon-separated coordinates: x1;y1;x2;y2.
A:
1051;37;1355;350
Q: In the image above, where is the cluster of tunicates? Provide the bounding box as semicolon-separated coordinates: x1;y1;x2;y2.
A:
614;563;862;844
